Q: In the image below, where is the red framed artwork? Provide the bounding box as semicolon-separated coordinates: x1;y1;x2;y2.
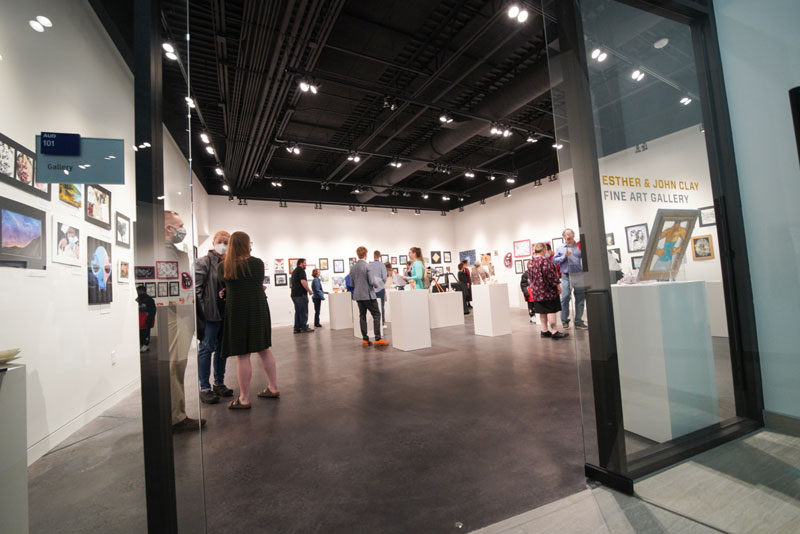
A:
513;239;531;258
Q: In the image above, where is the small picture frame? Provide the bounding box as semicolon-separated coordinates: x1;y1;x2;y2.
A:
263;275;271;285
168;281;180;296
390;256;398;264
85;184;112;230
631;256;643;270
289;258;300;272
156;260;179;279
443;251;452;263
514;259;523;274
118;260;130;283
698;205;716;227
333;259;345;273
625;223;649;253
115;212;131;248
145;282;157;297
275;273;288;286
551;237;564;249
609;248;621;264
691;234;715;261
319;258;329;270
157;282;169;297
513;239;531;258
606;233;615;246
52;217;82;267
349;257;357;266
381;254;389;264
135;265;155;279
399;254;408;264
430;251;442;264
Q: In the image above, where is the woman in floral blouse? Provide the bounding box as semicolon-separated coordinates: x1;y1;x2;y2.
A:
529;242;569;339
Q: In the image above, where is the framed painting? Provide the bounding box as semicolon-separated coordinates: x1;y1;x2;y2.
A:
263;275;271;285
349;257;357;266
0;132;50;200
115;212;131;248
169;281;180;296
156;260;179;279
514;259;523;274
430;251;442;264
333;259;345;273
118;260;130;283
513;239;531;258
390;256;398;265
443;251;452;263
609;248;621;265
638;209;698;281
157;282;169;297
606;233;615;246
631;256;643;270
85;184;112;230
399;254;408;265
59;183;82;208
691;234;715;261
319;258;329;270
289;258;300;272
381;254;389;264
52;217;81;267
274;259;285;273
144;282;156;297
698;205;716;227
87;236;113;304
135;265;155;279
275;273;288;286
624;223;649;253
458;250;475;266
0;196;47;270
551;237;564;249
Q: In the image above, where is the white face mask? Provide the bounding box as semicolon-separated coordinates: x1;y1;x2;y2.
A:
214;243;228;255
68;236;78;245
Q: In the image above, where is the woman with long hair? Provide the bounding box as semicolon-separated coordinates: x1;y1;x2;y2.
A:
405;246;425;289
218;231;280;409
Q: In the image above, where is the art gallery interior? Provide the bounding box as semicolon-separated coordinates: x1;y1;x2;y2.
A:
1;0;799;532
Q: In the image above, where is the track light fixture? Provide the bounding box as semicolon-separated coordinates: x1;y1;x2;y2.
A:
348;205;356;212
440;210;447;217
480;199;486;206
222;183;230;192
507;5;529;23
298;76;318;94
270;180;283;188
200;133;210;144
286;142;300;155
490;123;501;136
314;202;322;210
534;179;542;188
458;206;464;213
347;150;361;163
361;206;368;213
163;42;178;61
422;192;429;199
414;209;421;216
680;96;692;105
389;157;403;168
353;186;361;194
402;191;411;198
439;111;453;124
391;207;398;215
506;175;516;184
383;95;398;111
488;174;496;181
553;142;564;149
215;167;223;176
504;190;511;198
631;69;645;82
228;194;234;202
526;133;538;143
549;174;558;182
205;146;214;155
502;126;512;137
591;48;608;62
458;196;464;202
442;195;451;201
279;200;288;208
464;169;475;178
185;96;195;108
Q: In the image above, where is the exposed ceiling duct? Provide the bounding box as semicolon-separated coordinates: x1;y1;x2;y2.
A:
356;55;563;202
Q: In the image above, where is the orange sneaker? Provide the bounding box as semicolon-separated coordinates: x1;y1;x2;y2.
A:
374;339;390;346
362;340;372;346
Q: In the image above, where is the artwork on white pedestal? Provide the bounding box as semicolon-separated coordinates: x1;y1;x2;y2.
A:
53;218;81;266
638;209;698;281
625;223;649;253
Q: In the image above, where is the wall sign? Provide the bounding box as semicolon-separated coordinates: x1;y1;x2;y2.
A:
40;132;80;156
35;136;124;184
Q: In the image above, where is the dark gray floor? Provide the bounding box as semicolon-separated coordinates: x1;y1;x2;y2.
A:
29;309;590;533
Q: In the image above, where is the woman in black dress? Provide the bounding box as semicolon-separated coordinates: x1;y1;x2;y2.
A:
218;231;280;409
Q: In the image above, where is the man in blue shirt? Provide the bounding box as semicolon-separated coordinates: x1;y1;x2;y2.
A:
552;228;587;330
369;250;388;325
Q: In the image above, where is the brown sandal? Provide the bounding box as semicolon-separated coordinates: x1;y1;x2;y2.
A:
228;398;251;409
257;388;280;398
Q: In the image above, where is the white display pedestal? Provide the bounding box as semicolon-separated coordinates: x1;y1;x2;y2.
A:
428;291;464;329
472;283;511;337
328;292;353;330
706;281;729;338
390;290;432;351
611;281;719;443
352;299;383;340
0;364;28;534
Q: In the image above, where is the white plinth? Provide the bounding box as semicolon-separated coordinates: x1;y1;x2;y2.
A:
428;291;464;329
390;290;432;351
611;281;719;442
328;292;353;330
0;364;28;533
352;299;383;339
472;283;512;337
706;281;729;338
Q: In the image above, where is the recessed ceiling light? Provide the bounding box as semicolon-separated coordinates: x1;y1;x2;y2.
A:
36;16;52;28
654;38;669;49
29;20;45;32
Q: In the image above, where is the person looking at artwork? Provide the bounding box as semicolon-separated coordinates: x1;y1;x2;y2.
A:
350;246;389;346
405;247;425;289
459;261;473;308
552;228;587;330
311;268;325;328
136;284;156;352
370;250;388;324
530;243;569;339
290;258;314;333
519;260;538;324
195;230;233;405
218;231;280;409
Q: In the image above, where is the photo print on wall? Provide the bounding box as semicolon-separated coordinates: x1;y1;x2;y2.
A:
381;254;389;264
631;256;643;270
118;260;130;283
85;184;112;230
458;249;476;266
514;259;523;274
390;256;398;265
157;282;169;297
52;217;81;267
319;258;329;270
349;257;357;266
274;259;286;273
275;273;288;286
0;196;47;270
333;259;345;273
430;251;441;264
698;205;716;227
289;258;300;272
0;132;50;200
87;236;113;304
638;209;698;281
692;234;715;261
135;265;155;279
399;254;408;265
115;212;131;248
59;183;82;208
263;275;271;286
625;223;649;253
606;233;615;246
145;282;156;297
443;251;451;263
551;237;564;249
156;260;179;279
513;239;531;258
169;281;180;297
609;248;621;265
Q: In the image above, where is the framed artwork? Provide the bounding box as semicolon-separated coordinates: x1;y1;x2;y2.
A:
514;259;523;274
274;259;285;273
349;257;357;266
0;196;47;270
0;132;50;200
168;281;180;296
87;236;113;304
551;237;564;249
135;265;155;279
289;258;300;272
59;183;82;208
156;260;179;279
638;209;698;281
115;212;131;248
333;259;345;273
332;276;345;291
609;248;621;265
381;254;389;264
52;217;81;267
157;282;169;297
144;282;156;297
698;205;716;227
443;251;452;263
606;233;615;246
263;275;271;285
275;273;288;286
390;256;398;264
434;266;444;276
85;184;112;230
399;254;408;264
430;251;442;264
691;234;715;261
319;258;329;270
631;256;643;270
504;252;513;268
625;223;649;253
118;260;130;283
458;250;475;266
513;239;531;258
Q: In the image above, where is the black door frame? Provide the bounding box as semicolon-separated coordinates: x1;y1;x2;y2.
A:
553;0;763;493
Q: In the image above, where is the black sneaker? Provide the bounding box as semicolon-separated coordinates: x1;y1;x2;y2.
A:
562;322;571;329
574;322;588;330
213;384;234;397
299;327;314;333
552;331;570;339
540;331;552;338
314;324;323;328
199;390;220;404
172;417;206;433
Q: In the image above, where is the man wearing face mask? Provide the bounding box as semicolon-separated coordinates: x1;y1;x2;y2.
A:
195;230;233;404
164;210;205;432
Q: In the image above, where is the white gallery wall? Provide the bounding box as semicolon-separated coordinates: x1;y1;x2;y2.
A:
716;0;800;421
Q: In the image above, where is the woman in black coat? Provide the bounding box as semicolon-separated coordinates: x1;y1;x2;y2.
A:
520;260;537;323
457;261;472;308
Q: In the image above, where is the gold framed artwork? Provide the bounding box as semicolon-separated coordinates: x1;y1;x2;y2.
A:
637;209;698;281
691;234;715;261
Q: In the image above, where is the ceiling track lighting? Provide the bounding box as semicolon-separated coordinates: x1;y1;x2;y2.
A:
205;146;214;155
534;179;543;188
314;202;322;210
549;174;558;182
458;206;465;213
680;96;693;105
391;207;398;215
184;96;195;109
464;169;475;178
228;194;234;202
439;111;453;124
270;180;283;188
279;200;288;208
440;210;447;217
442;195;451;201
422;192;429;199
488;174;496;181
504;190;511;198
526;133;538;143
553;142;564;150
389;157;402;168
591;48;608;62
383;95;398;111
297;76;318;94
506;175;516;184
215;167;223;176
286;142;300;155
480;199;486;206
200;133;210;144
222;183;230;192
631;69;645;82
507;5;529;23
348;205;356;212
352;187;361;194
346;150;361;163
361;206;368;213
402;191;411;198
414;209;421;216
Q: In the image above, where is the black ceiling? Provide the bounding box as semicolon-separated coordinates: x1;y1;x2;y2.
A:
95;0;703;211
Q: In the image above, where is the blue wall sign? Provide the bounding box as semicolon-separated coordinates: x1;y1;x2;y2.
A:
40;132;81;156
36;136;125;185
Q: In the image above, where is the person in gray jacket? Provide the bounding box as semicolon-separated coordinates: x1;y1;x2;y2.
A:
350;246;390;346
369;250;388;325
195;230;234;404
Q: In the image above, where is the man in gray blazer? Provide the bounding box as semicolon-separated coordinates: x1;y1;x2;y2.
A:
350;246;389;346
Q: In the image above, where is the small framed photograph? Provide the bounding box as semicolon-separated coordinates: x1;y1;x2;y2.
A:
118;260;130;283
157;282;169;297
135;265;155;279
275;273;288;286
625;223;649;253
333;259;345;273
443;251;452;263
691;234;715;261
0;133;50;200
609;248;621;264
145;282;156;297
349;257;357;266
85;184;112;230
399;254;408;264
390;256;398;264
513;239;531;258
0;195;47;270
631;256;643;270
156;260;179;279
606;233;615;246
319;258;329;270
381;254;389;264
698;205;716;227
115;212;131;248
263;275;271;285
514;259;523;274
289;258;299;272
168;281;180;296
59;183;82;208
52;218;82;267
551;237;564;249
274;259;285;273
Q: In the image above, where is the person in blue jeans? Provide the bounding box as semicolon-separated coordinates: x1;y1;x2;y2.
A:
369;250;388;325
311;268;326;328
291;258;314;333
195;230;234;404
552;228;587;330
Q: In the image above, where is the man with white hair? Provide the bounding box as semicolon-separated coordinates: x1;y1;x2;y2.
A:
552;228;587;330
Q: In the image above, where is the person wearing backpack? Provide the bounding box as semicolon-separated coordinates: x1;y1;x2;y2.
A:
405;247;426;289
